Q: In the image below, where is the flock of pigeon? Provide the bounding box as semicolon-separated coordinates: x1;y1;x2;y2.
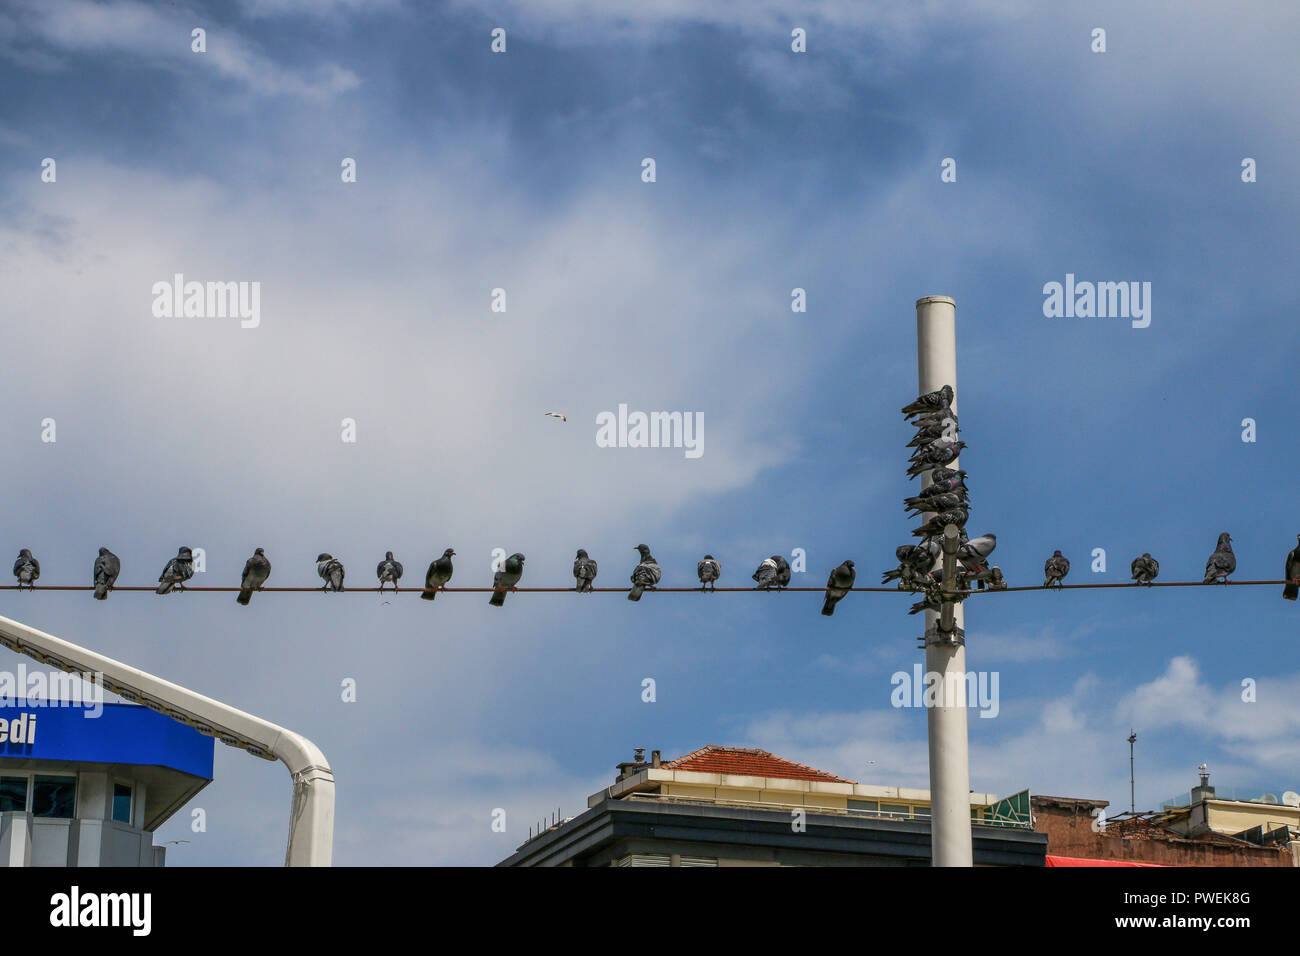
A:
5;544;860;613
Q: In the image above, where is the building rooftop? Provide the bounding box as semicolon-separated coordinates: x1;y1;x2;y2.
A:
659;745;856;784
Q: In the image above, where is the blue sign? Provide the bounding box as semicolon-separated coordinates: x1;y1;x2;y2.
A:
0;702;213;780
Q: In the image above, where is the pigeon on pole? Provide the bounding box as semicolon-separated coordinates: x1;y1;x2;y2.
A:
376;552;403;593
821;560;856;616
573;549;598;593
13;549;39;590
901;385;955;418
1284;536;1300;601
907;441;966;478
1043;550;1070;588
1203;533;1235;584
1131;553;1159;586
913;507;969;538
316;553;345;592
628;545;661;601
957;534;997;574
490;552;525;606
92;547;120;600
422;548;456;600
236;548;272;605
156;547;194;594
697;555;721;592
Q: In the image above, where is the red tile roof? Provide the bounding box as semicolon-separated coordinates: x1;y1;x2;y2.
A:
660;746;855;784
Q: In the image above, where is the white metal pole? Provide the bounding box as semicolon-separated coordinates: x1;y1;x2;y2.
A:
915;295;973;867
0;613;334;866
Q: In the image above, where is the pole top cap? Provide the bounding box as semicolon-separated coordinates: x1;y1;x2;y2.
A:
915;295;956;307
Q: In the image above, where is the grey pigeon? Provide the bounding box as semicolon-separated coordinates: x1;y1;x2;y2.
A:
697;555;721;591
965;565;1005;591
908;589;944;615
822;560;856;616
13;549;39;590
628;544;661;601
422;548;456;600
913;406;957;429
92;547;120;600
986;567;1006;590
490;552;525;606
927;467;967;485
913;507;969;539
156;547;194;594
1043;550;1070;588
753;554;791;590
907;441;965;479
904;479;968;512
957;534;996;573
906;491;968;517
1203;533;1235;584
1284;536;1300;601
573;549;598;593
376;551;403;593
902;384;954;418
1131;553;1159;586
907;417;959;447
237;548;271;605
316;553;345;592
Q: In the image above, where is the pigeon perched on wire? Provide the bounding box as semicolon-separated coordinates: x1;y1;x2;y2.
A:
13;549;39;590
1203;533;1235;584
913;508;969;538
907;441;965;478
376;552;403;593
236;548;271;605
753;554;792;590
92;547;120;600
965;565;1006;591
421;548;456;599
901;385;954;418
697;555;721;591
628;544;661;601
573;549;598;592
1043;551;1070;588
957;534;996;574
1131;553;1159;586
156;547;194;594
821;560;855;616
316;553;345;592
489;552;525;606
908;589;944;615
1283;536;1300;601
883;539;941;588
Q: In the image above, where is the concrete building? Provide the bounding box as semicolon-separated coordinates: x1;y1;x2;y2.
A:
0;700;213;866
498;745;1046;866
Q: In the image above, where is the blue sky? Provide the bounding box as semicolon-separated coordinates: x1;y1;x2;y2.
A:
1;0;1298;864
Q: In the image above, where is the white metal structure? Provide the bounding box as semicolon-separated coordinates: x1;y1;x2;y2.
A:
0;612;333;866
915;295;974;866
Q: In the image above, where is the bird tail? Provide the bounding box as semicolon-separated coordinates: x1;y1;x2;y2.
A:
156;581;172;595
93;581;108;600
236;588;252;606
628;584;644;601
421;587;437;601
1285;581;1299;601
822;597;836;616
489;588;506;606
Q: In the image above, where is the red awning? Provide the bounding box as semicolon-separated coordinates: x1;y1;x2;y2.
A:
1045;854;1165;867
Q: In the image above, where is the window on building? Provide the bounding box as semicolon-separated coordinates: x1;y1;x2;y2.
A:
880;803;909;819
32;775;75;818
0;776;27;812
913;806;932;820
112;783;133;824
848;799;879;814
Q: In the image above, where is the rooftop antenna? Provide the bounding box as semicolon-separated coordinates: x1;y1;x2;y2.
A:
1128;730;1137;814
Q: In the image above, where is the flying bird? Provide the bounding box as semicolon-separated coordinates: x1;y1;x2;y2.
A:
156;547;194;594
490;552;525;606
822;560;856;616
901;384;954;418
752;554;792;590
697;555;721;591
573;549;598;593
376;552;403;593
12;549;39;590
628;544;661;601
1131;553;1159;586
1043;550;1070;588
1284;536;1300;601
1203;532;1235;584
236;548;271;605
92;547;120;600
545;412;567;422
316;553;345;592
422;548;456;600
